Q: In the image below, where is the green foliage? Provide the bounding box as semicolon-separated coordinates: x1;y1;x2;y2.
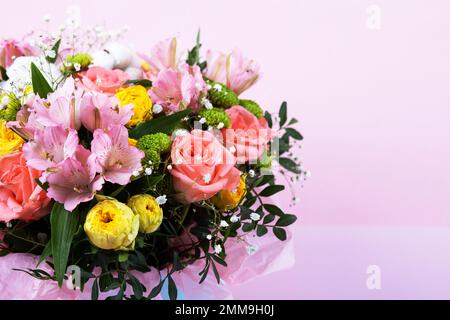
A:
46;39;61;64
50;203;79;287
31;62;53;98
186;30;207;70
129;108;191;139
123;79;152;88
198;107;231;128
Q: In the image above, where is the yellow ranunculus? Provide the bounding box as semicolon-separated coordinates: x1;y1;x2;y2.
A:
127;194;163;234
0;120;24;156
116;85;153;127
84;200;139;251
211;175;247;211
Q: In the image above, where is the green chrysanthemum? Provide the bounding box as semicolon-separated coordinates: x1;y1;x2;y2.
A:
206;80;239;109
64;53;93;71
137;133;172;154
239;99;264;118
198;107;231;128
0;93;21;122
143;149;161;168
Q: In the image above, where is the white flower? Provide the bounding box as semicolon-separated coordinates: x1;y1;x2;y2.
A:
148;160;153;165
92;50;115;70
0;95;10;107
45;50;56;59
206;234;212;240
74;63;81;72
217;122;224;129
203;173;212;184
145;168;153;176
246;244;258;255
199;117;206;124
156;195;167;205
220;220;229;228
230;215;240;223
207;84;212;90
201;97;213;110
248;170;256;178
250;213;261;221
167;165;173;170
104;42;133;69
132;170;141;177
213;84;222;91
214;244;223;254
153;104;163;114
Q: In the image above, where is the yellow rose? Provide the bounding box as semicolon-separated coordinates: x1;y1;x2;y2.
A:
0;120;24;156
84;200;139;251
211;175;247;211
116;85;153;127
127;194;163;234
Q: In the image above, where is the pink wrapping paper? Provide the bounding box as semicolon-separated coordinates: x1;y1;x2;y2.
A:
0;230;294;299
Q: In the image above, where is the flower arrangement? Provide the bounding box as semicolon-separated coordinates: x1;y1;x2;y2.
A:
0;21;305;300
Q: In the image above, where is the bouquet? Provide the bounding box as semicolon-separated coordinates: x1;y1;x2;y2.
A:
0;21;305;300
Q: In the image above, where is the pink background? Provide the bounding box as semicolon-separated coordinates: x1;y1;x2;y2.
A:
3;0;450;299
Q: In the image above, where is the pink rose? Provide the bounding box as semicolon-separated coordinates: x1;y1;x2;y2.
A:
224;105;271;163
170;130;240;203
0;151;51;222
80;66;130;94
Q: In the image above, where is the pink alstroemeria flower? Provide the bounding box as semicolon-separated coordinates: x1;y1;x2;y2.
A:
0;37;38;69
149;63;207;113
22;125;79;172
140;37;180;80
204;49;261;96
47;146;104;212
80;92;133;132
91;125;144;185
31;77;83;130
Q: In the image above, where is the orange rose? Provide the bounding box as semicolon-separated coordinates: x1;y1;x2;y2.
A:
0;151;51;222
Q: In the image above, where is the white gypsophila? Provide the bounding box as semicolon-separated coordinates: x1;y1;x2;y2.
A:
220;220;229;228
206;234;212;240
230;215;240;223
246;244;258;255
214;244;223;254
153;104;163;114
156;195;167;205
1;56;61;95
250;213;261;221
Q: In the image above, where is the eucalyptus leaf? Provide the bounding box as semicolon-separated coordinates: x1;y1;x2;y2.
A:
276;214;298;227
259;185;285;197
273;227;287;241
279;102;287;127
285;127;303;140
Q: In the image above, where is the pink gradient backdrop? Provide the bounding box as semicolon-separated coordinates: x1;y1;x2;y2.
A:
3;0;450;299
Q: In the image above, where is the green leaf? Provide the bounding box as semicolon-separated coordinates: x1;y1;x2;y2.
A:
276;214;298;227
288;118;299;126
263;214;276;224
187;29;202;66
123;79;152;88
31;62;53;98
273;227;287;241
128;273;145;299
279;157;302;174
0;66;8;81
211;254;227;267
255;174;275;187
259;185;285;197
46;39;61;63
50;203;79;287
148;280;164;299
279;102;287;127
285;127;303;140
37;241;52;266
263;204;285;216
256;225;268;237
91;278;99;300
264;111;273;128
242;223;254;232
168;275;178;300
118;252;129;262
242;196;257;208
129;108;191;139
210;260;221;284
34;178;49;191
